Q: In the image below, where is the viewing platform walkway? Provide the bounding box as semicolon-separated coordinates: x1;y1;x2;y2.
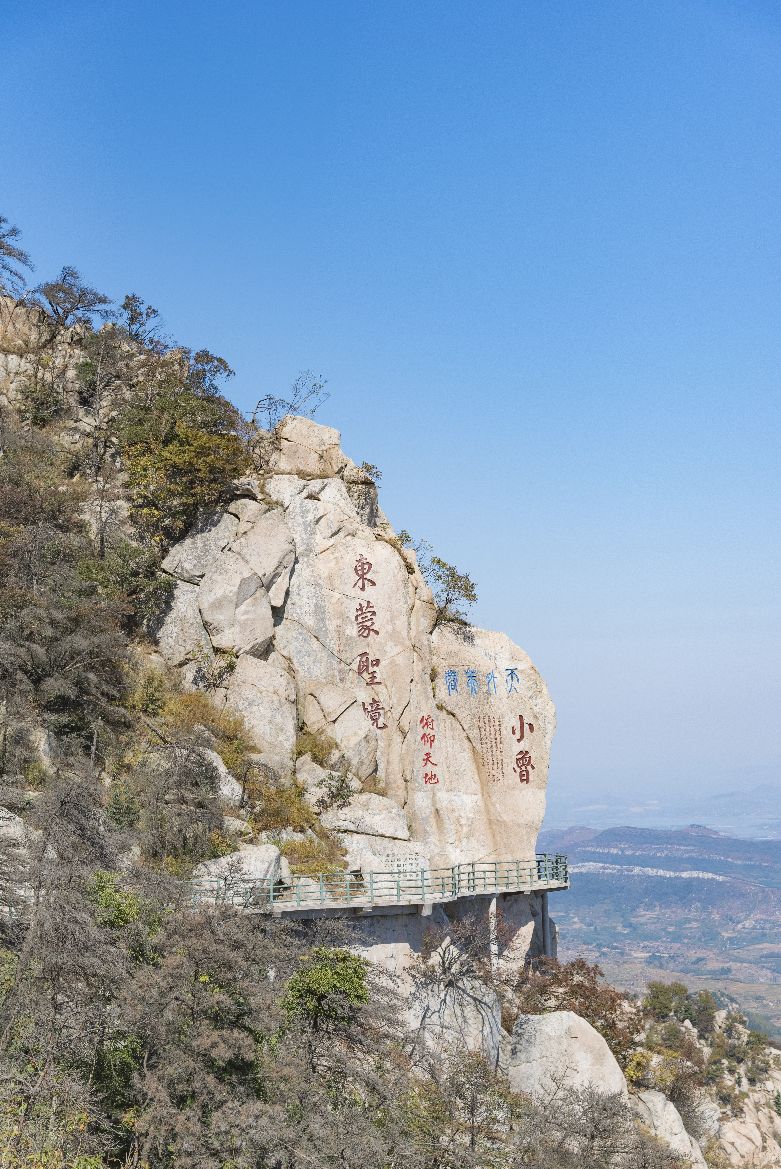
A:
192;853;569;918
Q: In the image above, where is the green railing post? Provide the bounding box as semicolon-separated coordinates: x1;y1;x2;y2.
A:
420;868;426;901
369;871;375;903
319;875;325;906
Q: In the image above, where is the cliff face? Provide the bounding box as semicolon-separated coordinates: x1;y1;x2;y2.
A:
153;415;555;873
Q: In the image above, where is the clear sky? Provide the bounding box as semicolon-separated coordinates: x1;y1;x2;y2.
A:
3;1;780;822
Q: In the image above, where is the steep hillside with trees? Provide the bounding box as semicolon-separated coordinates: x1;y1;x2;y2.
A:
0;215;776;1169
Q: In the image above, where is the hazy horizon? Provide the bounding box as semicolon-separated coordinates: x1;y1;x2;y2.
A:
4;1;779;815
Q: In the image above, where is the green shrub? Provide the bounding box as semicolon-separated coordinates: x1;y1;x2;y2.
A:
313;770;353;813
118;358;249;547
87;871;142;929
624;1048;653;1086
643;981;717;1038
282;947;368;1031
128;667;169;716
79;539;173;629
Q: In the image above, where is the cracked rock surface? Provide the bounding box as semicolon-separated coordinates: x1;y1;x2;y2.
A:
153;416;556;871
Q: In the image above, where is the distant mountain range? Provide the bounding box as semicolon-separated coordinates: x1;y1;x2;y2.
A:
544;778;781;839
540;822;781;1039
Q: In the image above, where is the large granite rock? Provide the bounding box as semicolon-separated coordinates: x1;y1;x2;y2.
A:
407;974;503;1068
225;654;296;776
0;807;28;845
231;508;295;609
153;580;211;666
718;1093;781;1168
273;416;349;478
192;842;283;890
320;793;409;839
152;417;556;870
161;510;239;583
506;1011;628;1099
631;1090;707;1167
198;552;274;656
198;747;244;806
338;834;430;876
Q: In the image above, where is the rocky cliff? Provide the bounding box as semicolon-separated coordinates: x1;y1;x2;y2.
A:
152;414;555;876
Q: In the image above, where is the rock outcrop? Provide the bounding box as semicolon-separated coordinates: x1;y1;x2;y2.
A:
715;1066;781;1168
631;1090;707;1168
506;1010;628;1100
154;416;556;876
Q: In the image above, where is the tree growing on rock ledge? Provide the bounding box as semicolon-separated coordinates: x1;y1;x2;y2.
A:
251;368;330;430
399;530;478;629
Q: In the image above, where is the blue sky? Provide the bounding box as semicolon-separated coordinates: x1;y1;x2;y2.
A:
3;1;780;822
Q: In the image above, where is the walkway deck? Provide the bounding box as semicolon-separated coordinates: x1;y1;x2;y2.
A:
193;854;569;918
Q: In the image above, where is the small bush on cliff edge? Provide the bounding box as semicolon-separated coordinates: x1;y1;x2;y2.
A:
398;530;478;628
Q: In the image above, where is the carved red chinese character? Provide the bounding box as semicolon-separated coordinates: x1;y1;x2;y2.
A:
423;771;440;785
355;600;380;638
513;749;535;784
362;696;388;730
419;714;434;730
353;555;376;591
512;715;535;743
420;732;435;749
357;652;381;685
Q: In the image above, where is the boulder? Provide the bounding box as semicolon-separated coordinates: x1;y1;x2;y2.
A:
303;683;377;782
198;746;243;806
693;1096;721;1139
631;1090;707;1168
161;510;238;583
506;1011;628;1100
192;842;283;892
226;496;268;537
0;807;28;844
338;834;430;877
153;580;211;666
232;509;296;609
407;974;502;1068
225;653;296;775
198;552;274;656
321;793;409;840
223;815;252;839
274;416;348;478
718;1101;781;1167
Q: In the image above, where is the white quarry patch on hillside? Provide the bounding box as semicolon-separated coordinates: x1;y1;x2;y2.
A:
582;844;767;868
571;862;730;880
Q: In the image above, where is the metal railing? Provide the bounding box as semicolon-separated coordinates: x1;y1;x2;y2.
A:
192;853;569;914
